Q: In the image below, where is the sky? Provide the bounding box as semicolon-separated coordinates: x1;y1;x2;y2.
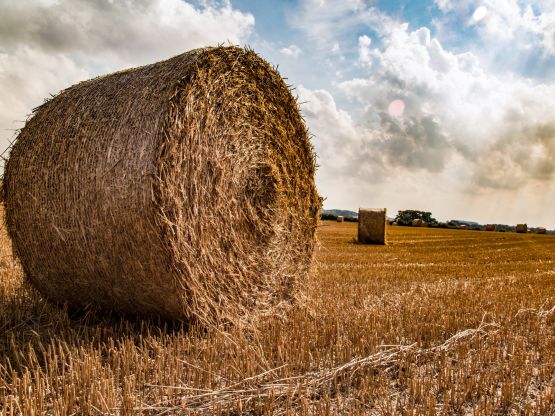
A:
1;0;555;226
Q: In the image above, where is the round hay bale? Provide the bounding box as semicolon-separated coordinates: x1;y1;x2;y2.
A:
357;208;386;245
412;219;423;227
336;216;344;223
516;224;527;234
3;46;320;325
537;227;546;234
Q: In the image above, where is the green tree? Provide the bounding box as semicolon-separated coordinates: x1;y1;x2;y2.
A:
395;210;437;226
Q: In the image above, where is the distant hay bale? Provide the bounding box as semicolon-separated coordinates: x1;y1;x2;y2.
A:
485;224;496;231
358;208;386;245
412;219;423;227
537;227;546;234
516;224;527;234
421;221;429;228
336;216;344;223
3;46;320;326
459;225;469;230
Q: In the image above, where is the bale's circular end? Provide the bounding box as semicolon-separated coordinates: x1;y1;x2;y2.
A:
3;46;320;325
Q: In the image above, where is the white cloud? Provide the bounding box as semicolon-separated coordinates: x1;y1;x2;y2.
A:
436;0;555;54
357;35;373;67
0;0;254;154
280;44;302;57
435;0;454;12
289;0;399;48
0;0;254;67
286;0;555;226
301;21;555;197
0;47;90;156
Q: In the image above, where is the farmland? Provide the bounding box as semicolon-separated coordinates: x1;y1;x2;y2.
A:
1;216;554;415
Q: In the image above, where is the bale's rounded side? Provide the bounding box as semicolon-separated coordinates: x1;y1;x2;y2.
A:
3;47;320;325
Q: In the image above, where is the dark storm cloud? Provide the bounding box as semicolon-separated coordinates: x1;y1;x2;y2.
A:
377;112;452;173
0;0;254;65
473;122;555;190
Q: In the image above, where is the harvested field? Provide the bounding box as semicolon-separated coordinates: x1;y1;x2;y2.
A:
1;216;554;415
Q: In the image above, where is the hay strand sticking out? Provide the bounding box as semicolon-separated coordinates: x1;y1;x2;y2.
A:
357;208;386;245
3;46;320;326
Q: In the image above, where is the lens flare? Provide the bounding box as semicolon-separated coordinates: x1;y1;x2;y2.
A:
388;99;405;117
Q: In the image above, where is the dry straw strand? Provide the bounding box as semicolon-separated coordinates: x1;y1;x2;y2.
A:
2;46;320;327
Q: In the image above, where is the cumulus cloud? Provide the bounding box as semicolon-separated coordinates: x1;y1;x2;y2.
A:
280;44;302;57
0;0;254;66
298;85;379;180
357;35;373;68
0;47;90;144
0;0;254;154
435;0;555;54
289;0;398;48
300;21;555;191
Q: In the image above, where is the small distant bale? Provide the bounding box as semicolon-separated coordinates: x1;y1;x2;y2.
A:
537;227;546;234
391;222;398;226
516;224;527;233
412;219;423;227
358;208;386;245
459;224;469;230
485;224;496;231
336;216;344;223
421;221;429;228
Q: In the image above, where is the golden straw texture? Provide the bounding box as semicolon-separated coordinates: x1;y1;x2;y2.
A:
357;208;386;245
3;46;320;326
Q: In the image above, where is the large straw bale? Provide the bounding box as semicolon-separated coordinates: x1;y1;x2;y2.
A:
516;224;527;233
3;47;320;326
537;227;546;234
485;224;496;231
358;208;386;244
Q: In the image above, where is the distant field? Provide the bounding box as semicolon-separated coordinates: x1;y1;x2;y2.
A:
1;218;554;415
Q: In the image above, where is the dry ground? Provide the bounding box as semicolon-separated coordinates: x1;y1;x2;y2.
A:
0;216;554;415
